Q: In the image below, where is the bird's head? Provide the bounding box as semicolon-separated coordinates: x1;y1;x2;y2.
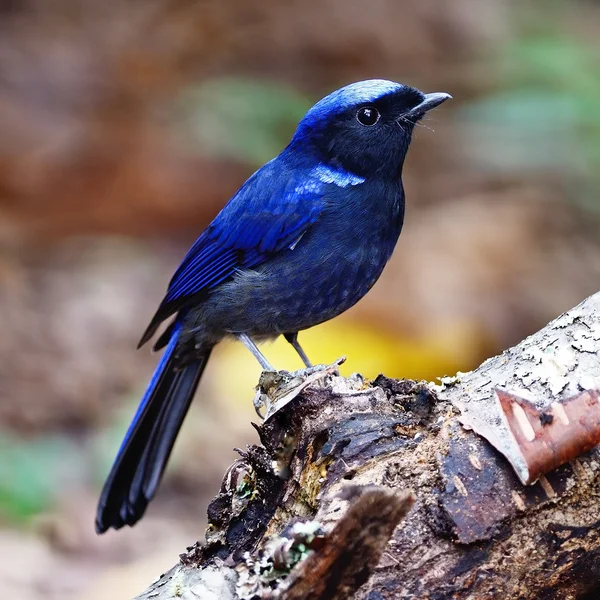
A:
291;79;451;179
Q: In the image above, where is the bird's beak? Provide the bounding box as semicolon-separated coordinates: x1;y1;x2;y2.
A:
404;92;452;118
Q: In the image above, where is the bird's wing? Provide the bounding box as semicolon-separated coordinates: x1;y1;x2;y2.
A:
138;160;328;347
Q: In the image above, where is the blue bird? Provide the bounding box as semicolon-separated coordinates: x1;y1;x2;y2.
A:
95;79;450;533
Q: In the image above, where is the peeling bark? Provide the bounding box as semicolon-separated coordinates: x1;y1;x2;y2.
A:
135;293;600;600
496;388;600;484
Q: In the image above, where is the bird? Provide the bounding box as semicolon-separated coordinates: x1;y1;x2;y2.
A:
95;79;451;533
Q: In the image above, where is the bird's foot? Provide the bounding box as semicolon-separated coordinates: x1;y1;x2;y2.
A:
253;357;346;420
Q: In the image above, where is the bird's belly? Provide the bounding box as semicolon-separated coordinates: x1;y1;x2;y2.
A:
195;239;392;339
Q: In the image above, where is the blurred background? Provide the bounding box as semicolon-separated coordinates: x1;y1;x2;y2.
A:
1;0;599;597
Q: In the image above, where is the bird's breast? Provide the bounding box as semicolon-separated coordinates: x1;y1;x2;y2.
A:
190;180;405;339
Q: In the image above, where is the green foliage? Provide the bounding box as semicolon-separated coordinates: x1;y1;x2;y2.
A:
0;433;83;523
0;391;141;525
179;77;312;166
459;18;600;211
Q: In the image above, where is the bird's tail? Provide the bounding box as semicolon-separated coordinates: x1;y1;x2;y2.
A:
95;320;211;533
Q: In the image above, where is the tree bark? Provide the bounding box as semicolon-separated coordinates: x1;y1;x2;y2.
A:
136;293;600;600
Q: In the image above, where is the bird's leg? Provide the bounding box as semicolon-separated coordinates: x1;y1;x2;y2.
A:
236;333;275;371
284;332;313;368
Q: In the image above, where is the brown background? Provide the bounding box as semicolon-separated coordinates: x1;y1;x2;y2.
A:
0;1;599;598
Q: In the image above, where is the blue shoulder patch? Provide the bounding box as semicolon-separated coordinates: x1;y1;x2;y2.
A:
155;160;331;313
310;164;365;188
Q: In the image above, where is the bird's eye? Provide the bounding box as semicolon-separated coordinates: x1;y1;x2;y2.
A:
356;106;380;126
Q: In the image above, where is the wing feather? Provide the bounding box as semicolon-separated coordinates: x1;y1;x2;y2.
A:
138;159;327;347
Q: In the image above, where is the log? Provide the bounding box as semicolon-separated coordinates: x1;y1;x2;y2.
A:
136;293;600;600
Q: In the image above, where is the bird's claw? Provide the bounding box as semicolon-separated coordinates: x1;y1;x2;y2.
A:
252;357;346;420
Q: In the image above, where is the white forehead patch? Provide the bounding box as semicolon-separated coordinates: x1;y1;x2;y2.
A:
304;79;403;122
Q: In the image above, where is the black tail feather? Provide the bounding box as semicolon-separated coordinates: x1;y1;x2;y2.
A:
96;333;212;533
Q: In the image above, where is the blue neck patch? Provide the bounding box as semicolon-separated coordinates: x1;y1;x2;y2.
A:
311;164;365;187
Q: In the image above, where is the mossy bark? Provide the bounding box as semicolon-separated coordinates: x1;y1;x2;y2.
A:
136;293;600;600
